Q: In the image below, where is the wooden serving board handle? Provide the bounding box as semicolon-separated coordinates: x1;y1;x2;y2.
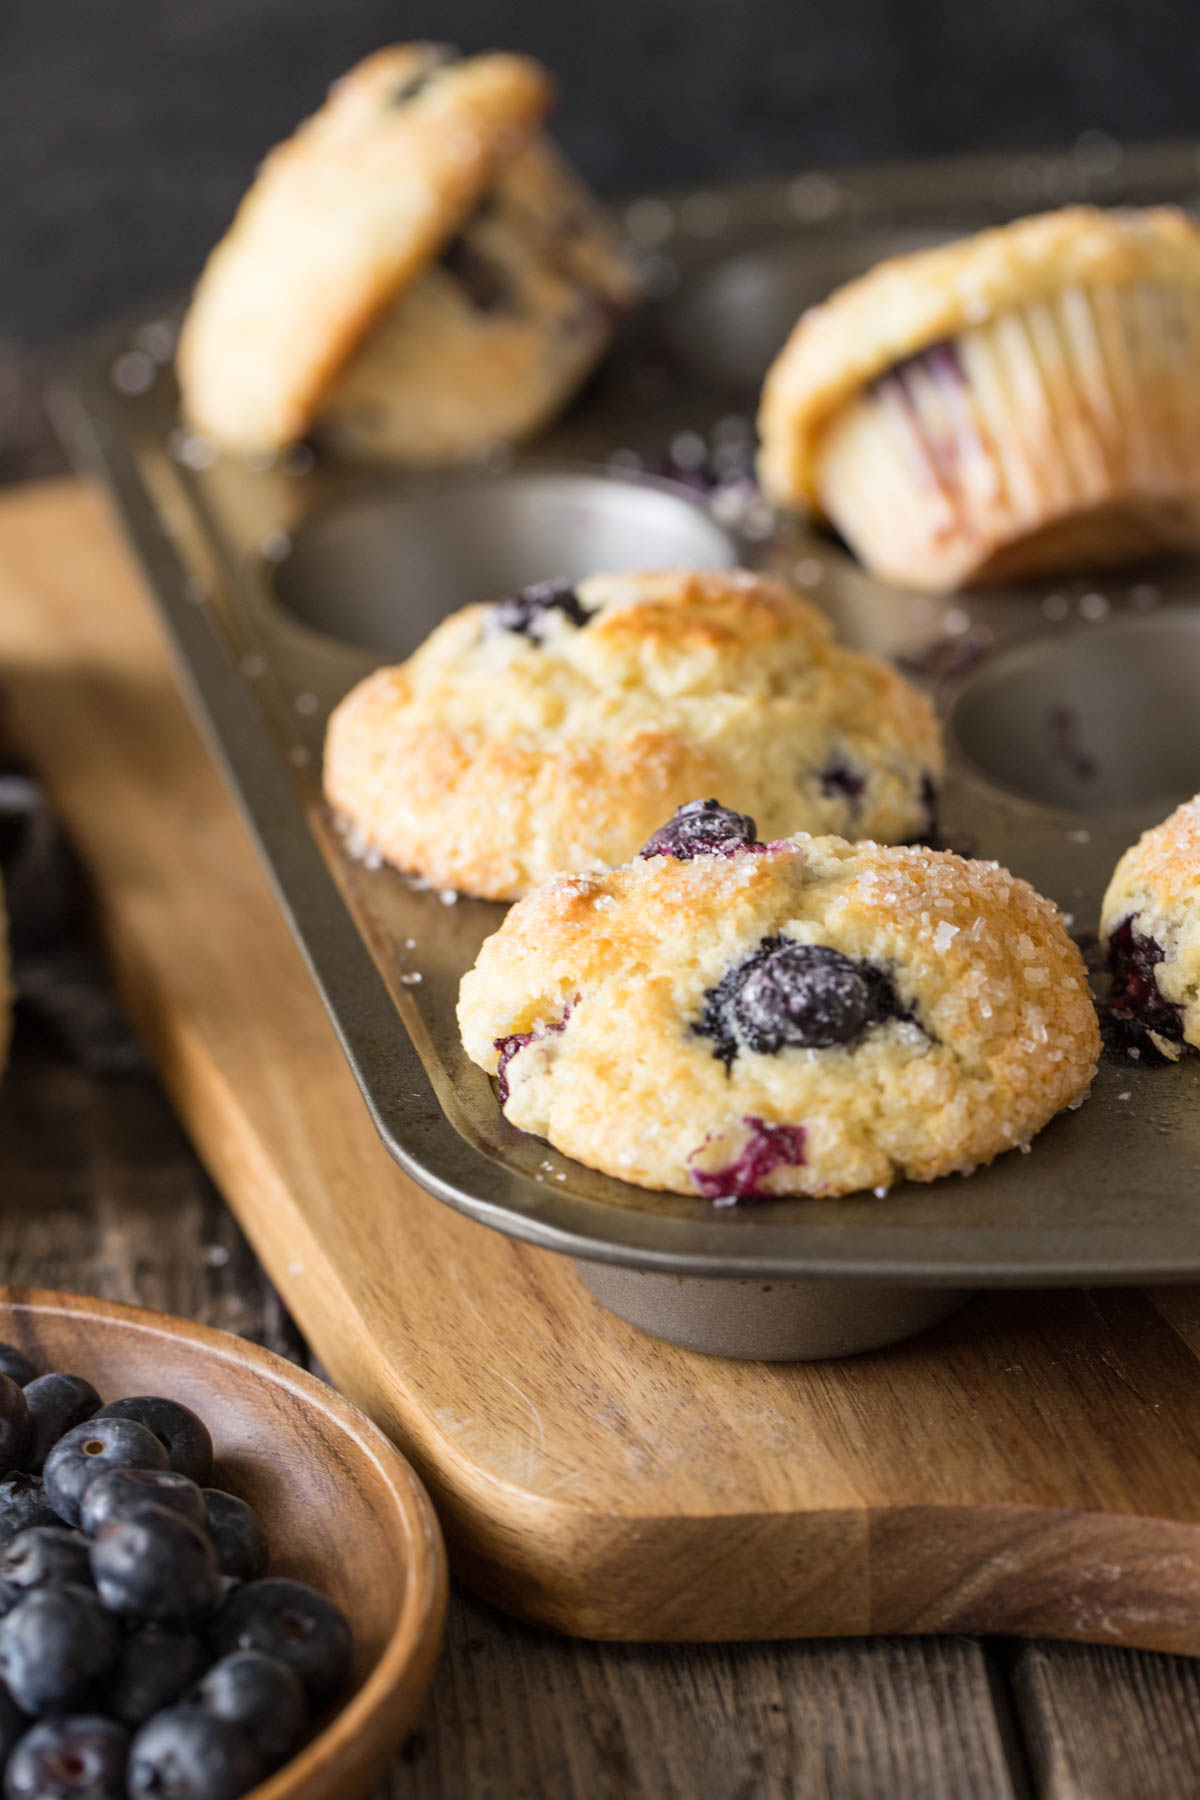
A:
3;478;1200;1648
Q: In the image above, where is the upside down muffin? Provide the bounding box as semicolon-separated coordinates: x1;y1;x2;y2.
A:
759;206;1200;590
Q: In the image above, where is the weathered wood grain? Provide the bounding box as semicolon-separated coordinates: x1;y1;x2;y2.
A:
401;1608;1023;1800
1014;1640;1200;1800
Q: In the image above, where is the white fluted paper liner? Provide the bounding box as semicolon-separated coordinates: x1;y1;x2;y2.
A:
815;282;1200;590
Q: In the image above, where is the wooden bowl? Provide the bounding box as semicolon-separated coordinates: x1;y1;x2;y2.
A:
0;1287;447;1800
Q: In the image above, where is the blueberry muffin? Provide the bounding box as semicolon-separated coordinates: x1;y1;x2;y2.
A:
458;812;1100;1199
324;569;944;901
1101;794;1200;1059
759;206;1200;591
319;135;633;462
177;45;633;461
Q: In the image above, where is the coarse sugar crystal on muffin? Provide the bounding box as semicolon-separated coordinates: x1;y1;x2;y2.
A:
759;206;1200;590
1101;793;1200;1060
176;44;633;462
323;569;945;901
457;821;1100;1200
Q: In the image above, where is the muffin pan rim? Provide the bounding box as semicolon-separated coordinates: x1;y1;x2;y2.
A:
54;146;1200;1297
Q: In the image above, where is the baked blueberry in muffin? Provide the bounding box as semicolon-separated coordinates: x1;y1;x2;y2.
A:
458;823;1099;1199
640;799;760;862
1101;794;1200;1059
177;44;634;463
696;937;914;1067
489;578;592;638
324;569;945;900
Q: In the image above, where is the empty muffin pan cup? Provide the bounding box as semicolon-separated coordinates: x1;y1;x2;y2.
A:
60;138;1200;1360
662;229;959;392
272;468;739;657
948;609;1200;821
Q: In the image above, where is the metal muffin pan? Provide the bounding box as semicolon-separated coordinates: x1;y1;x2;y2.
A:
60;139;1200;1359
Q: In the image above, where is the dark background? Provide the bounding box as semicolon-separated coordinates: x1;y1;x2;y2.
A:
2;0;1198;347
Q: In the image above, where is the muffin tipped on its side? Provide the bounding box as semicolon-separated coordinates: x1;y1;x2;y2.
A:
177;44;633;463
458;823;1099;1200
323;568;944;900
759;206;1200;590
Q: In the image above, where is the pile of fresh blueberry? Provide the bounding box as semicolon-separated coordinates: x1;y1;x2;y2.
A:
0;1343;352;1800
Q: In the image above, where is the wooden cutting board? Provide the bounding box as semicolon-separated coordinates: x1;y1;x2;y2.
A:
3;477;1200;1649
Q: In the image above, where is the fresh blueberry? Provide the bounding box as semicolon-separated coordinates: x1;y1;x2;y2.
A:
22;1375;101;1475
1105;916;1186;1057
639;799;760;862
490;578;590;639
0;1345;36;1389
43;1417;169;1527
0;1526;92;1609
0;1376;30;1476
90;1505;222;1625
0;1473;60;1547
94;1397;213;1486
106;1625;209;1728
80;1468;206;1537
127;1708;265;1800
0;1583;120;1713
192;1650;307;1770
4;1715;129;1800
201;1491;268;1583
208;1578;352;1707
697;937;911;1067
